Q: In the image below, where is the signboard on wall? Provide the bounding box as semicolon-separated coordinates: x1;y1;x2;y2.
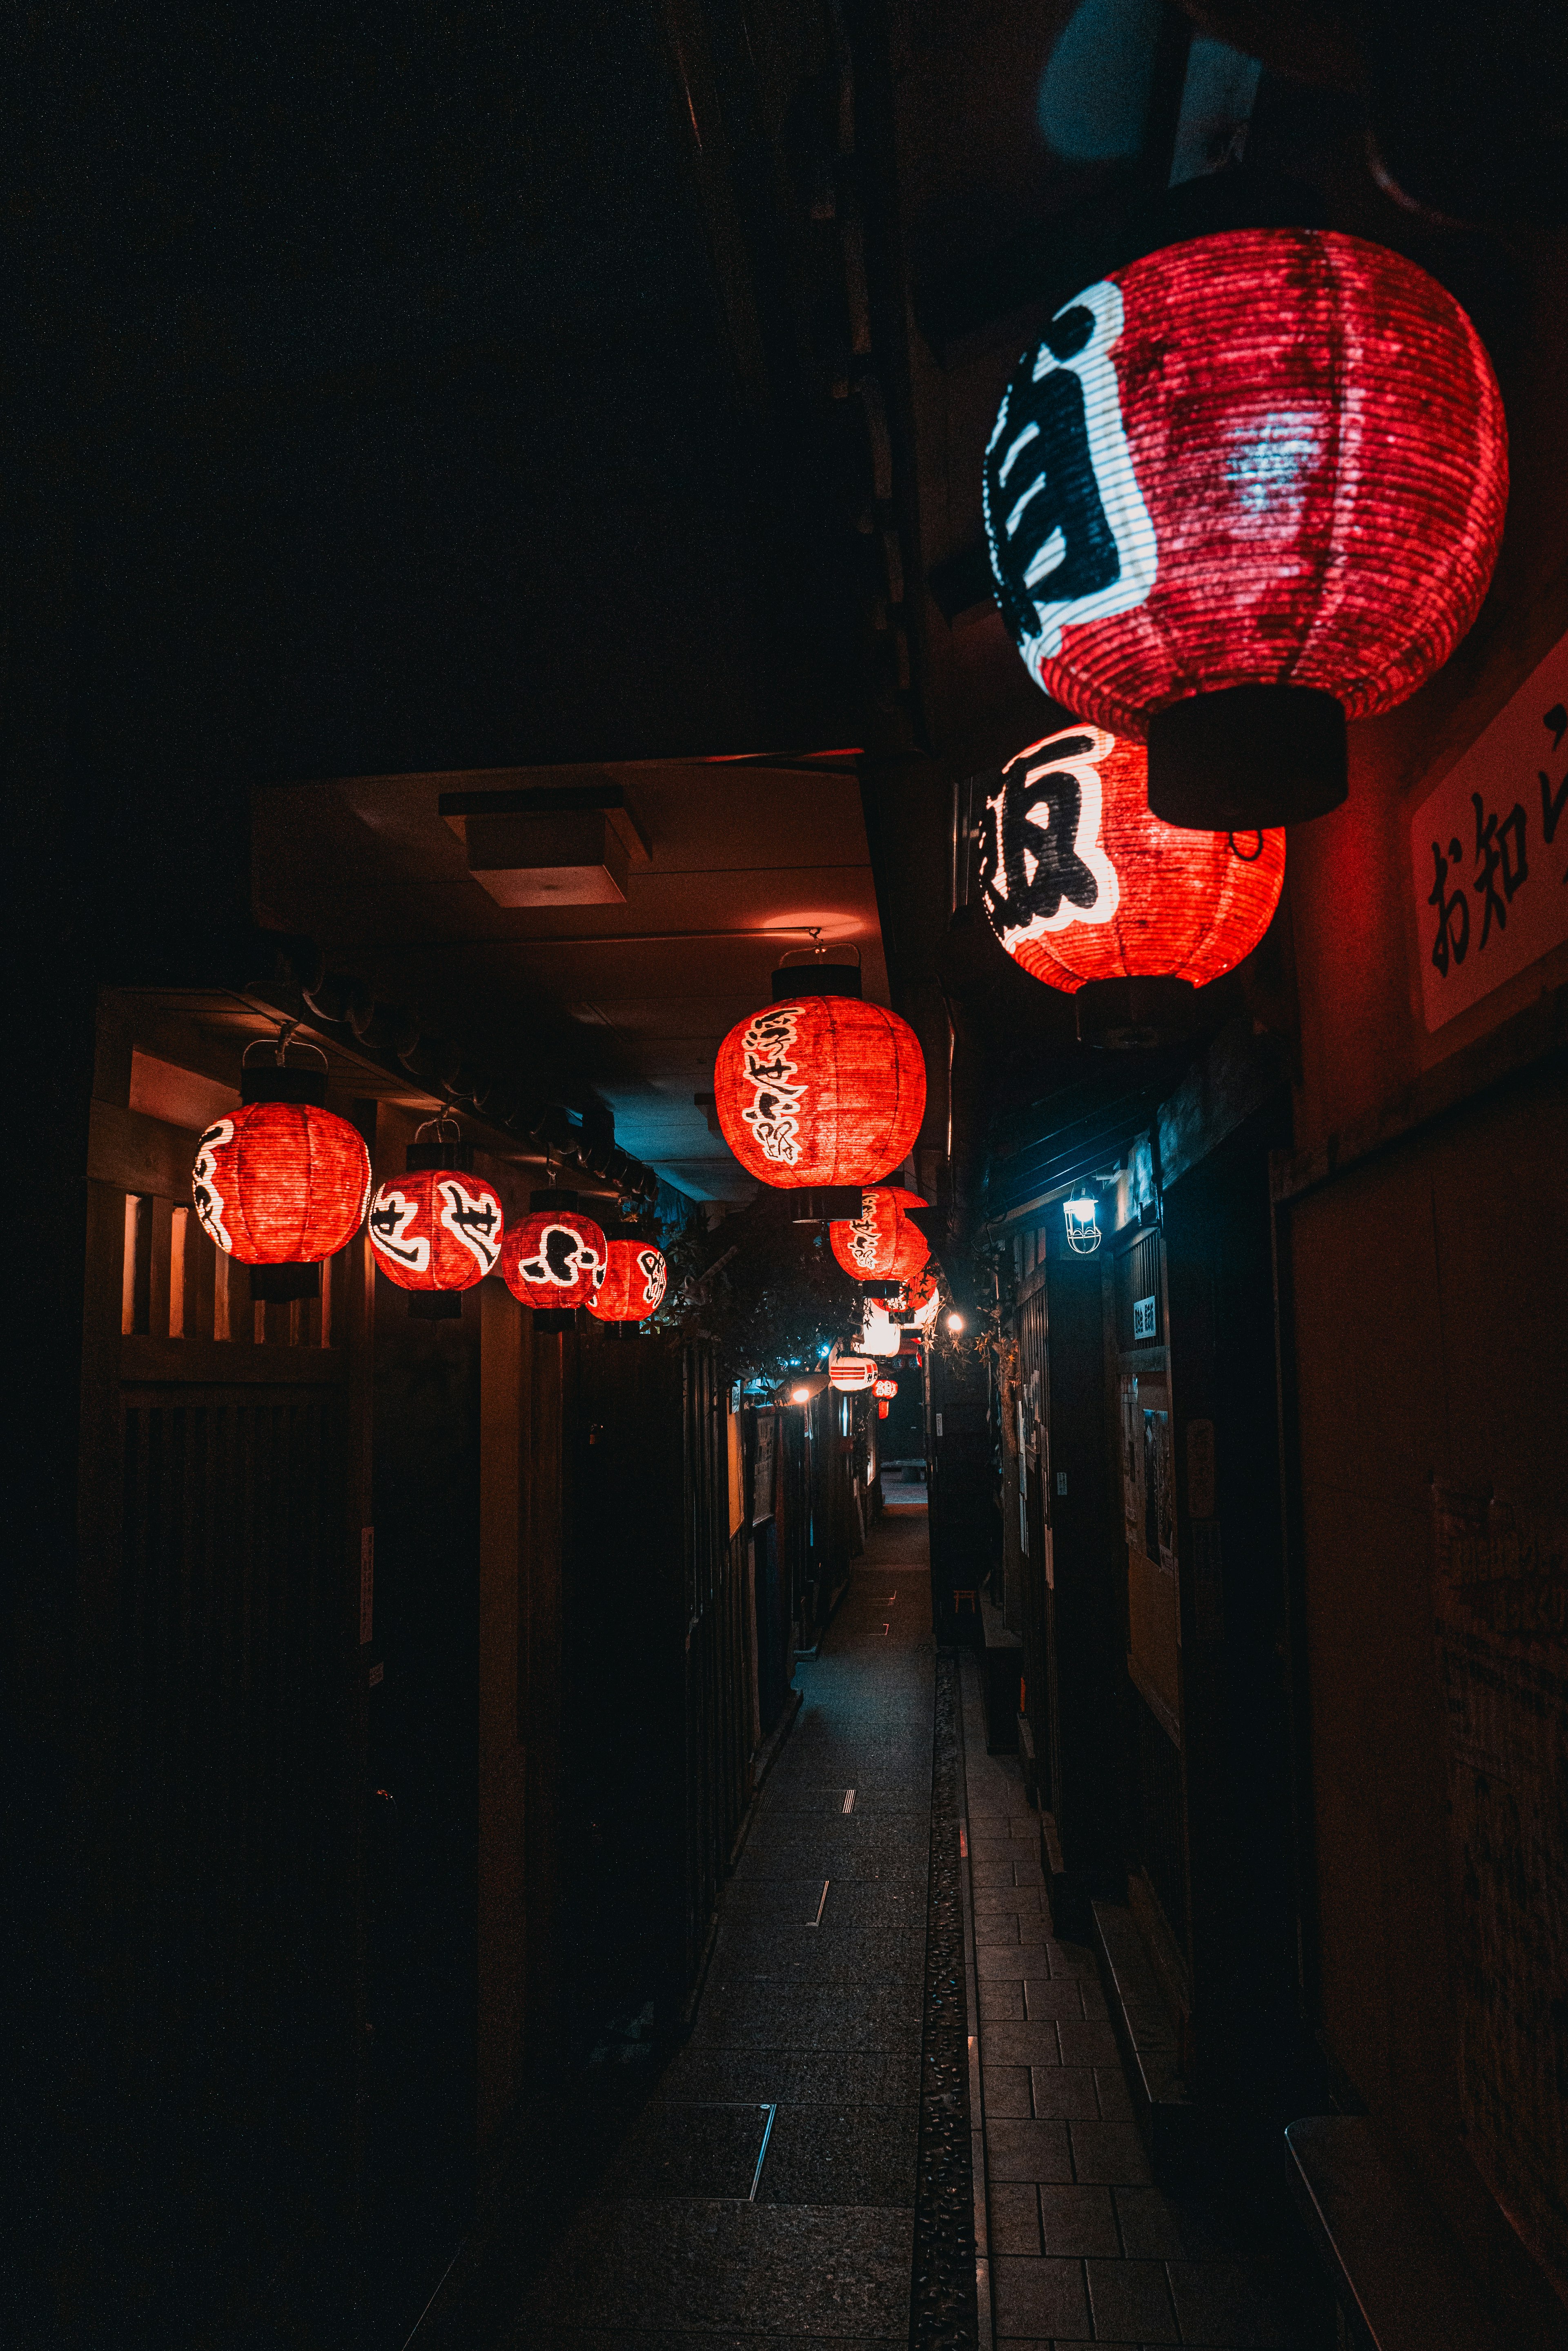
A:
1432;1483;1568;2295
1410;630;1568;1032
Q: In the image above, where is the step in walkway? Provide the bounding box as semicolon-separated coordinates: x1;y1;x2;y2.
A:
503;1512;935;2350
959;1654;1309;2350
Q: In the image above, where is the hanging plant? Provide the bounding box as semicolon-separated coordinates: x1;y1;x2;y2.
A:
653;1189;864;1383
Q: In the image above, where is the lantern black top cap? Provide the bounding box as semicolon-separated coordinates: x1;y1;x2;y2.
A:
772;938;863;1002
240;1030;330;1107
530;1185;580;1212
408;1111;473;1174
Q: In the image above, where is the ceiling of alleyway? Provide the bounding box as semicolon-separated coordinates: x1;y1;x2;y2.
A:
9;0;1545;1203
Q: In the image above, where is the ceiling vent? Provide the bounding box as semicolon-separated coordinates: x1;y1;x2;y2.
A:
440;779;651;906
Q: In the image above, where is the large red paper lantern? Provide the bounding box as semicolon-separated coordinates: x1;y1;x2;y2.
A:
588;1238;668;1323
501;1193;607;1312
829;1186;929;1285
714;973;925;1193
978;726;1284;991
192;1049;370;1300
368;1136;503;1316
983;230;1507;826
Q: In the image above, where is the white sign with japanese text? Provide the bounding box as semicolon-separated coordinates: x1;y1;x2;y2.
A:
1411;632;1568;1031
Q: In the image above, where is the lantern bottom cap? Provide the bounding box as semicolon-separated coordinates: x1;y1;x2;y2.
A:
1147;683;1347;830
788;1185;865;1223
248;1261;322;1302
1076;975;1197;1053
408;1291;464;1320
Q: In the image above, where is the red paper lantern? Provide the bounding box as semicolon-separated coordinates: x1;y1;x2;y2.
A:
978;726;1284;991
829;1186;930;1284
878;1400;890;1419
714;988;925;1190
828;1349;877;1392
983;230;1507;826
873;1377;898;1400
894;1266;939;1326
501;1195;607;1311
193;1053;370;1288
588;1238;668;1322
368;1151;503;1297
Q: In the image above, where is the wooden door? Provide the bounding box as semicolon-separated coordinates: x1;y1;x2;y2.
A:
75;1066;372;2342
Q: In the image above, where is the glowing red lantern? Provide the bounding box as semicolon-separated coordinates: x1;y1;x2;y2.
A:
192;1044;370;1301
878;1400;890;1419
714;965;926;1196
978;726;1284;993
895;1267;940;1328
828;1349;877;1393
983;230;1508;827
368;1127;503;1318
829;1187;930;1286
873;1377;898;1400
501;1191;607;1314
588;1238;668;1323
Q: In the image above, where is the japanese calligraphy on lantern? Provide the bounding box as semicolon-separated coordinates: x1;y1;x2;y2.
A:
1410;632;1568;1031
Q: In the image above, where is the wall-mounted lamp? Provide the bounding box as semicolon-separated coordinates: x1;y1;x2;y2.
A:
1064;1196;1102;1255
944;1310;965;1334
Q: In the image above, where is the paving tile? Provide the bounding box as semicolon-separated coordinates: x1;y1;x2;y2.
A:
971;1834;1019;1862
711;1923;925;1984
657;2047;919;2109
974;1886;1048;1916
1007;1816;1040;1840
975;1919;1023;1950
522;2201;913;2336
1085;2255;1179;2342
983;2118;1074;2184
1067;2119;1153;2186
1040;1938;1099;1977
1056;2019;1122;2066
688;1978;920;2054
991;2253;1091;2339
1094;2065;1135;2121
973;1857;1021;1890
1022;1976;1086;2020
981;2020;1062;2067
1028;2065;1100;2119
979;1980;1025;2020
756;2104;917;2209
1010;1856;1046;1886
512;2333;911;2351
1014;1912;1054;1944
988;2180;1042;2253
982;2064;1033;2118
1036;2183;1118;2256
1078;1976;1109;2021
1165;2260;1297;2348
1113;2186;1186;2259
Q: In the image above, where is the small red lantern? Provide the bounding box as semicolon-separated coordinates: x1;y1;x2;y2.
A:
984;230;1508;826
588;1237;668;1324
714;962;925;1197
978;727;1284;993
368;1121;503;1319
873;1377;898;1400
501;1191;607;1317
829;1186;930;1286
828;1348;877;1393
878;1400;890;1419
192;1041;370;1301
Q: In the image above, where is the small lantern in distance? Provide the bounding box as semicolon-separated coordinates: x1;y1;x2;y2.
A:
588;1229;668;1327
828;1347;878;1393
192;1035;371;1302
368;1116;504;1319
502;1189;607;1328
873;1376;898;1400
829;1186;929;1290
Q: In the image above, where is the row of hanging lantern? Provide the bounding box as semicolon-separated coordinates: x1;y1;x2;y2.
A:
977;224;1508;1016
190;1040;667;1327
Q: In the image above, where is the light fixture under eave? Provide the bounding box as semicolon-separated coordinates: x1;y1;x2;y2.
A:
1064;1196;1102;1255
441;780;652;907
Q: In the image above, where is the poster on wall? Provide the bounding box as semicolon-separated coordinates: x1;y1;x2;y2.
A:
1432;1483;1568;2295
1120;1374;1143;1546
1143;1406;1176;1574
1410;629;1568;1033
753;1411;777;1524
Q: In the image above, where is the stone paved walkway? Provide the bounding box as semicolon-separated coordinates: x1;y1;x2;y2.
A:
959;1658;1306;2351
506;1510;934;2351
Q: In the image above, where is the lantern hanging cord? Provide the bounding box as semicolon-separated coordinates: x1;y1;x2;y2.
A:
415;1109;462;1147
273;1015;301;1064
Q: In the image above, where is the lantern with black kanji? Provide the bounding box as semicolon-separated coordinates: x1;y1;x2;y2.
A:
978;726;1285;1026
501;1190;607;1325
827;1347;877;1393
192;1039;370;1301
829;1186;930;1291
713;956;925;1219
983;230;1508;828
367;1119;504;1320
588;1233;668;1325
